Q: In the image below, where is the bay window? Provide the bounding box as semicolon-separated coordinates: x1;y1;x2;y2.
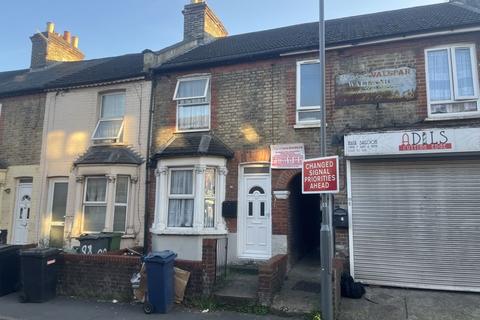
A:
426;45;479;117
82;175;130;233
296;60;321;125
92;92;125;142
173;77;210;131
152;158;227;234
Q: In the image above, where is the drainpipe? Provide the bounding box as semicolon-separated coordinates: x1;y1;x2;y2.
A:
143;70;157;253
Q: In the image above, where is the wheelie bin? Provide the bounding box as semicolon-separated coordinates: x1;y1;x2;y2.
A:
142;250;177;314
0;245;20;296
19;248;60;302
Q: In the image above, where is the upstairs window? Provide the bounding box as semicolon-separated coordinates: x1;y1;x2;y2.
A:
92;92;125;142
174;77;210;131
297;60;321;125
426;45;479;117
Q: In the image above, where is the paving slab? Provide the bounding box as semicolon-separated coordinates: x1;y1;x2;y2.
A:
339;286;480;320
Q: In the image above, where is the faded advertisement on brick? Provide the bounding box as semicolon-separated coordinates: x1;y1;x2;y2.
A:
335;67;416;106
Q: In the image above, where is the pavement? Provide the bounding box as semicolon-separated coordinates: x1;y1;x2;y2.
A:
0;293;297;320
339;286;480;320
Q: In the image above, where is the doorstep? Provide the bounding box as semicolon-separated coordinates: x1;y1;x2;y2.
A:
213;265;259;306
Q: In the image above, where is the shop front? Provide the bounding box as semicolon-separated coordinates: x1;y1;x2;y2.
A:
345;127;480;292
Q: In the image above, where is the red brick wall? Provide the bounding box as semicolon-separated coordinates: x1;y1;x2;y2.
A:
257;254;288;306
57;253;141;302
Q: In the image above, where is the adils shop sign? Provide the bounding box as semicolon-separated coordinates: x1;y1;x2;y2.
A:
344;128;480;157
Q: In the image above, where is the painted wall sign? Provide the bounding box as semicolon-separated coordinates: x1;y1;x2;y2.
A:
271;144;305;169
345;128;480;157
335;67;416;105
302;156;339;194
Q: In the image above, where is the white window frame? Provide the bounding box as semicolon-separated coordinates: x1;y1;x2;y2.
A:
296;60;321;126
173;76;211;132
425;44;480;119
91;92;126;141
81;175;131;234
82;176;108;233
113;175;129;233
167;167;195;228
152;157;227;235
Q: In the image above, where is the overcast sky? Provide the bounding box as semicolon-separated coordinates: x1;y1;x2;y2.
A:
0;0;446;72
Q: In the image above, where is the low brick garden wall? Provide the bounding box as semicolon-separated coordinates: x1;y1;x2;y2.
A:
57;253;141;302
257;254;288;306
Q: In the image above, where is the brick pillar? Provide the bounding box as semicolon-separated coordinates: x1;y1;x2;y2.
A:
201;238;217;295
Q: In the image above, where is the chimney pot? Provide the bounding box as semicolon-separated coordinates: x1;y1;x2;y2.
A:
46;22;55;33
72;36;79;48
63;31;71;43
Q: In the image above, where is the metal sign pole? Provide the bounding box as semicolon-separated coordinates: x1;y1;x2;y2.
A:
319;0;334;319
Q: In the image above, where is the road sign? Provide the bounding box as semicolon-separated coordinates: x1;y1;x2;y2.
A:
302;156;339;194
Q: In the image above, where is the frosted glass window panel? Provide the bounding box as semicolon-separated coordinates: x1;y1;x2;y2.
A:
113;206;127;232
298;110;321;122
101;93;125;118
51;182;68;222
85;178;107;202
300;63;321;107
427;50;452;101
178;104;210;130
84;206;107;232
170;170;193;195
455;48;475;97
168;199;194;227
176;79;208;99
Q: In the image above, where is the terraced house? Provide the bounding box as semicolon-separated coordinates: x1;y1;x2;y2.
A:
147;0;480;296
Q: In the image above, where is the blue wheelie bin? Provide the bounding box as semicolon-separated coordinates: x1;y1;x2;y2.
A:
142;250;177;314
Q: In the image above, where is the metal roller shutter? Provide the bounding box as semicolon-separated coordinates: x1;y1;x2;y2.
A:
350;158;480;292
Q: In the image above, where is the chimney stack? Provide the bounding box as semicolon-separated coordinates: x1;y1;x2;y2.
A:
30;22;84;69
183;0;228;42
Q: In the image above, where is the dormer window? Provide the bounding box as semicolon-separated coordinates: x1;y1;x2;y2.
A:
174;76;210;132
92;92;125;142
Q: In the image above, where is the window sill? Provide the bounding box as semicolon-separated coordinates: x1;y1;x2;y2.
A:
121;234;136;239
294;123;322;129
425;114;480;121
150;227;227;236
175;128;211;134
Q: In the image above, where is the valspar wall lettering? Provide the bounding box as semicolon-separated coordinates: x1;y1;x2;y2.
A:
345;128;480;156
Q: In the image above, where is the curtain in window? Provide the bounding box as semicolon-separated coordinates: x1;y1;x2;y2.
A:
113;206;127;232
85;178;107;202
176;79;208;99
300;63;321;107
178;104;209;130
115;177;129;203
204;168;215;228
93;119;123;139
101;94;125;118
170;170;193;194
428;50;452;101
168;199;194;227
84;206;106;232
455;48;475;97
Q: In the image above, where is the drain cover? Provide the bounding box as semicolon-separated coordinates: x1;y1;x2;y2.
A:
292;281;322;293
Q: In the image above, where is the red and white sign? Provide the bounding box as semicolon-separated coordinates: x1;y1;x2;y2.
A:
302;156;339;194
271;144;305;169
345;128;480;157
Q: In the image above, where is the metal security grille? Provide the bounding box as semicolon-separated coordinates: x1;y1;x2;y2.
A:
350;158;480;292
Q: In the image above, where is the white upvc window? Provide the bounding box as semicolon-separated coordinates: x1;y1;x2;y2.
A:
92;92;126;141
173;76;211;132
82;175;130;233
425;44;480;118
152;157;227;235
296;60;321;125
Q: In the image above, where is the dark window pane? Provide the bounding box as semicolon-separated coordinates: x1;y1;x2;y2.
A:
248;202;253;216
51;182;68;222
260;202;265;217
249;186;265;194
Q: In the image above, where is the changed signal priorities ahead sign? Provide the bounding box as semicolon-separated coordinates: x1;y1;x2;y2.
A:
302;156;339;194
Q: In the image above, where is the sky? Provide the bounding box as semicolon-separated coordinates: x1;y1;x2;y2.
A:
0;0;446;72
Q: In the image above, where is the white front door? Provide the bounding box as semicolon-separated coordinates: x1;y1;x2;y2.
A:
13;183;32;244
238;166;271;259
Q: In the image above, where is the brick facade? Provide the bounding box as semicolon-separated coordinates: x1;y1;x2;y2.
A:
0;94;46;166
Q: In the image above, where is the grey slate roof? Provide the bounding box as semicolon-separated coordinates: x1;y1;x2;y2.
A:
154;133;234;159
0;53;144;98
74;146;144;165
158;2;480;71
